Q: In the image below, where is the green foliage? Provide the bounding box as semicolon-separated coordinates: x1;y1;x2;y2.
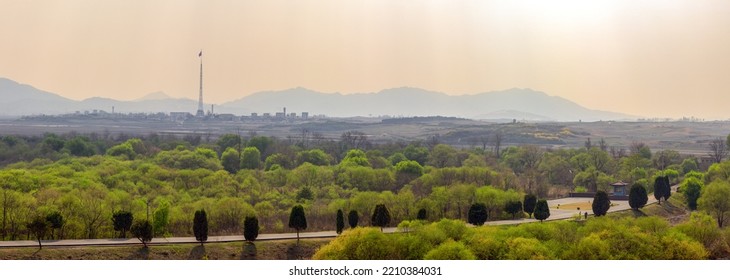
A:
112;210;133;238
264;153;292;170
27;216;49;248
153;201;170;236
388;153;408;166
653;175;672;203
428;144;459;168
416;208;427;220
45;211;64;239
155;146;222;170
296;149;331;166
698;180;730;228
336;209;345;234
246;136;273;157
313;227;397;260
505;237;553;260
216;134;242;153
371;204;391;230
504;201;523;219
467;203;488;226
684;170;704;182
682;177;703;210
340;149;371;167
193;209;208;244
533;199;550;221
131;220;153;247
65;136;95;157
220;147;240;174
106;142;136;160
592;191;611;216
296;186;314;201
314;216;709;260
289;205;307;239
403;145;429;166
628;183;648;210
348;210;359;228
240;147;261;170
394;160;424;186
424;239;476;260
523;194;537;218
244;216;259;242
681;158;699;175
706;161;730;183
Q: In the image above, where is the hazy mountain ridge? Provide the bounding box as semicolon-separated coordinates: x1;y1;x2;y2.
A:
0;77;635;121
221;87;635;121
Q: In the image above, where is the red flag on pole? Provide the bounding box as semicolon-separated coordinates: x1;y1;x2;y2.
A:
198;50;202;57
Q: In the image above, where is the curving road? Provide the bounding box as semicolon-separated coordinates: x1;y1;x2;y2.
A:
0;195;661;248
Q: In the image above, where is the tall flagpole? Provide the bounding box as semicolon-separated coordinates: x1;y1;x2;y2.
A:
196;50;205;117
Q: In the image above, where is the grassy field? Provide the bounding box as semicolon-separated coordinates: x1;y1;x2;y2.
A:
0;238;331;260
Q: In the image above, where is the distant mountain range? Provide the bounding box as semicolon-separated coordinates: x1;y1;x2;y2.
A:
0;77;636;121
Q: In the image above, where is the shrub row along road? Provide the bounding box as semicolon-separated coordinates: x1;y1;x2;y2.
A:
0;195;661;248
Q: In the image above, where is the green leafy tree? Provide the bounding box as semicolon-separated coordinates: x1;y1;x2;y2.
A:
193;209;208;245
152;202;170;236
296;186;314;201
653;175;671;204
216;134;242;153
64;136;95;156
371;204;391;232
403;144;429;166
683;177;703;211
628;183;648;210
220;147;240;174
296;149;331;166
504;201;523;219
523;194;537;218
698;180;730;227
592;191;611;216
240;147;262;169
289;205;307;242
45;211;63;239
244;216;259;242
423;239;476;260
394;160;424;186
112;210;133;238
681;158;699;175
131;220;153;248
27;216;48;249
340;149;371;167
467;203;488;226
533;199;550;222
336;209;345;234
348;210;359;228
416;208;428;220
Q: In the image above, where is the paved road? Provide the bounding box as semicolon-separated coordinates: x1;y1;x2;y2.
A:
0;195;662;248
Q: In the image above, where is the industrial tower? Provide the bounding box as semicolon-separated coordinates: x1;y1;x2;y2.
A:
196;50;205;117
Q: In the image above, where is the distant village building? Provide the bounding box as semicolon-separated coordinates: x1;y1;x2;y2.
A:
170;112;192;122
301;112;309;119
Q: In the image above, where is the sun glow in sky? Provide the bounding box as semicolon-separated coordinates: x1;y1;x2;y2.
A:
1;0;730;119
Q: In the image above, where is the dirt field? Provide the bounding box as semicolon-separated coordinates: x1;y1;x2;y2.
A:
2;117;729;153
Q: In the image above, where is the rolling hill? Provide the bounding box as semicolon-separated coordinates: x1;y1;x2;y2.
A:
0;77;636;121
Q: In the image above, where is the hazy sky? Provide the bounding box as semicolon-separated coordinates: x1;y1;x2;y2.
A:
2;0;730;119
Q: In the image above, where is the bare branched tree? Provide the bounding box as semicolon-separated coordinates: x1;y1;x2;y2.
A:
708;138;728;164
491;131;503;158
